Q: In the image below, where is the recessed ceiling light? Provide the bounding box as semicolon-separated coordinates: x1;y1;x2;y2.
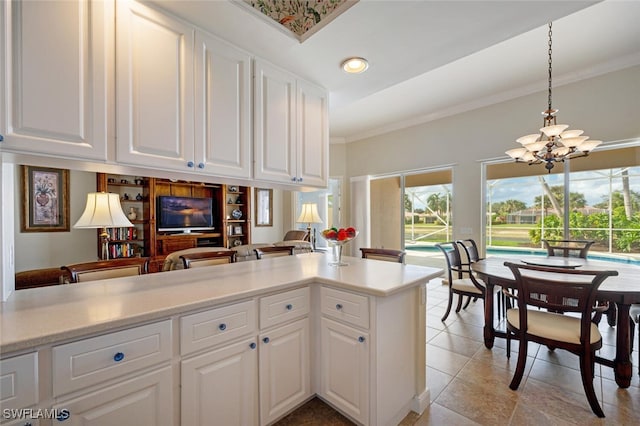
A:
341;57;369;74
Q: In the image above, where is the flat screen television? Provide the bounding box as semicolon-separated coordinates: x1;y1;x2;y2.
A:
157;196;215;233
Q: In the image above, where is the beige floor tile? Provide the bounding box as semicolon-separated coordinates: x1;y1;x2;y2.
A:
528;358;603;400
429;332;483;358
409;402;482;426
427;344;471;376
435;376;520;425
425;366;453;402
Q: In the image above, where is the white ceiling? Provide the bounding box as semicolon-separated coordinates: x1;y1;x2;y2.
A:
149;0;640;143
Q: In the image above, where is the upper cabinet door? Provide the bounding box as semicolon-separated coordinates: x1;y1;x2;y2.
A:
0;0;112;160
194;30;252;179
253;59;297;185
297;80;328;188
116;0;195;171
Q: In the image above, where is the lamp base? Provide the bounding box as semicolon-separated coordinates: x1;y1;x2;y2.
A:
100;228;109;260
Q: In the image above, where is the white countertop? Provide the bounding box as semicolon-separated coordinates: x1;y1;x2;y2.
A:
1;253;442;354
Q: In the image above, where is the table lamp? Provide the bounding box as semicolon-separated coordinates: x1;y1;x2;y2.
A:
74;192;133;260
296;203;323;251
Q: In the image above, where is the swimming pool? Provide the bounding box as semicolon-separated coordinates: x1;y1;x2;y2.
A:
405;245;640;266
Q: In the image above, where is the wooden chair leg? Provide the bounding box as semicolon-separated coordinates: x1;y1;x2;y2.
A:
455;294;464;313
509;335;528;390
462;295;472;310
441;291;454;322
579;353;605;418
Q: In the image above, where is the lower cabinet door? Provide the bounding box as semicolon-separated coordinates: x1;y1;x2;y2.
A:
52;367;172;426
320;317;369;425
181;337;258;426
259;317;310;425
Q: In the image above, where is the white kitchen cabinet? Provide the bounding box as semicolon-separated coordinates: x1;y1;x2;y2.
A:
116;0;194;171
194;30;252;179
0;352;38;417
51;320;173;425
116;1;252;180
0;0;112;160
320;317;369;425
53;367;172;426
254;59;328;187
181;337;258;426
259;317;311;426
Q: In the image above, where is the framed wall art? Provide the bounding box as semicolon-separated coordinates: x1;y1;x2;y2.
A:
21;166;70;232
255;188;273;227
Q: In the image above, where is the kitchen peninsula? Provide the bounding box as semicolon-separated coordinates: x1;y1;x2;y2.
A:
0;253;441;426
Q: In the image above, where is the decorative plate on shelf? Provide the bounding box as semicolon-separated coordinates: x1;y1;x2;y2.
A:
231;208;242;219
229;186;238;192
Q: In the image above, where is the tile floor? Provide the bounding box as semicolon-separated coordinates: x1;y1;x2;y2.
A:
278;274;640;425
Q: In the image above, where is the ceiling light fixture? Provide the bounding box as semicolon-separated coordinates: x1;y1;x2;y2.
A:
341;57;369;74
506;22;601;173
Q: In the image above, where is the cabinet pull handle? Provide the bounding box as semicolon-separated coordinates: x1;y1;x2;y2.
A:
249;342;257;349
187;161;194;168
286;304;293;310
113;352;125;362
298;177;303;182
197;162;205;169
335;303;343;310
218;323;227;331
358;336;366;343
291;177;297;182
0;134;3;142
263;337;270;344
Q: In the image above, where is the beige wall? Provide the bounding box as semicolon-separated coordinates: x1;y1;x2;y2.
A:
338;66;640;245
13;168;99;271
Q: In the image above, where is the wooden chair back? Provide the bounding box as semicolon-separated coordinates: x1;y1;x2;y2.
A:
359;248;405;263
254;246;295;259
62;258;149;283
180;250;236;268
542;239;594;258
505;262;616;318
456;239;482;264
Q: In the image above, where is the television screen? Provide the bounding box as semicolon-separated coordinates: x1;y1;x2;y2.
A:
157;196;214;232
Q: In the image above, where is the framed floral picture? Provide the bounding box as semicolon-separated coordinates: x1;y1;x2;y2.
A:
21;166;70;232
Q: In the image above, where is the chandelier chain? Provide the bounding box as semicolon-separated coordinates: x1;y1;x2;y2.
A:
547;22;553;113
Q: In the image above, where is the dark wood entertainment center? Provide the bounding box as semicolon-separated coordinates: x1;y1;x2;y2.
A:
97;173;251;272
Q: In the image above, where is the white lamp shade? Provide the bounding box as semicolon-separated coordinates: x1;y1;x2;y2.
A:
560;136;589;148
297;203;323;224
505;148;528;160
577;140;602;152
516;134;540;145
74;192;133;228
540;124;569;137
524;141;547;152
560;129;584;138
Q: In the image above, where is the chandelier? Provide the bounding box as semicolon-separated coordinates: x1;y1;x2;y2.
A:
506;22;601;172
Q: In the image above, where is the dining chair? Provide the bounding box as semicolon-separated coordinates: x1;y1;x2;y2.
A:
543;239;594;258
456;239;506;319
180;250;236;269
254;245;295;259
61;257;149;283
360;248;405;263
435;242;486;322
503;261;618;418
543;239;613;324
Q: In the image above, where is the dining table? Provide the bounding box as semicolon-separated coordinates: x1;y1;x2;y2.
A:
472;255;640;389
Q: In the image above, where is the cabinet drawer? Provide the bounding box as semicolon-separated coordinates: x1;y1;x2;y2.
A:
321;287;370;329
260;287;310;329
52;320;172;396
181;300;257;355
0;352;38;410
